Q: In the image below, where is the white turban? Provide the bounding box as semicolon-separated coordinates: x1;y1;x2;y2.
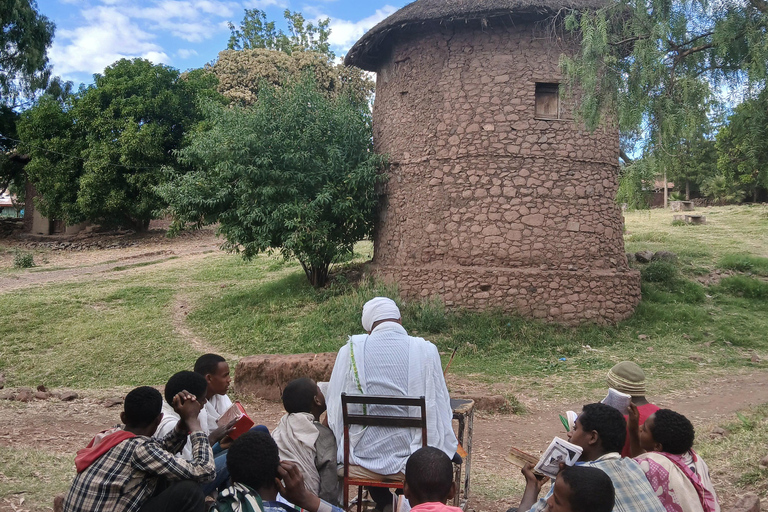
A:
361;297;401;332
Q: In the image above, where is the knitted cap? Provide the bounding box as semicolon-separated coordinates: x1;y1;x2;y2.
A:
607;361;646;396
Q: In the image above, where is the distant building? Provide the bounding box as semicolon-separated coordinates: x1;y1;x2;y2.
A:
345;0;640;324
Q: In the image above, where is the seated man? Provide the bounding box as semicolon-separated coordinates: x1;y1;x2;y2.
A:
606;361;659;457
215;430;344;512
154;371;232;495
272;378;341;505
517;403;666;512
194;353;233;432
63;386;215;512
326;297;458;511
546;466;615;512
403;446;462;512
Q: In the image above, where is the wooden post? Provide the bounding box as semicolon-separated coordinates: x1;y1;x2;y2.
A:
663;171;668;209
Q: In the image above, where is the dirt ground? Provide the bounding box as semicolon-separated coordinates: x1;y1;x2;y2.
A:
2;228;768;511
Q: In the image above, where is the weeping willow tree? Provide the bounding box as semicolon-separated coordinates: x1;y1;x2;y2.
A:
561;0;768;171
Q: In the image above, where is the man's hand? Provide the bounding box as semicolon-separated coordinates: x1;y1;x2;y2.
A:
209;418;237;445
172;391;203;433
518;462;549;512
628;402;640;434
219;435;233;451
276;461;321;512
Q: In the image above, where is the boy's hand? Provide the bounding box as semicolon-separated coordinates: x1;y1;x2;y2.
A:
209;418;237;445
521;463;548;493
628;402;640;434
276;461;321;512
172;391;202;432
219;435;233;451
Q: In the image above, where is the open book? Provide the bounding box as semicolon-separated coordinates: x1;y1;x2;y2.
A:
533;437;583;479
216;401;255;440
601;388;632;414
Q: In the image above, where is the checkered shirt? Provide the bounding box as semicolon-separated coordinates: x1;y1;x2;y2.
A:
528;453;666;512
63;429;215;512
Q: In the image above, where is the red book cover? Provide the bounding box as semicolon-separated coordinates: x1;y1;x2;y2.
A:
217;401;254;440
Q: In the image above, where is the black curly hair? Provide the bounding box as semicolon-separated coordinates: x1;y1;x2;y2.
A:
164;371;208;405
123;386;163;428
282;378;317;414
194;353;226;377
227;430;280;491
559;465;615;512
647;409;695;455
405;447;454;504
579;403;627;454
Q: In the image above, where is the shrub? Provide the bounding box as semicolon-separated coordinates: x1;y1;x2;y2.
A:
641;261;678;283
404;296;450;334
716;276;768;300
719;254;768;276
13;250;34;269
671;219;687;227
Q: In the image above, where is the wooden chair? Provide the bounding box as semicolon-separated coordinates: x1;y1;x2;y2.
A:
341;393;428;512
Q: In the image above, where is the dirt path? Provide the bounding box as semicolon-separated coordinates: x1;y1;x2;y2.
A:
2;371;766;512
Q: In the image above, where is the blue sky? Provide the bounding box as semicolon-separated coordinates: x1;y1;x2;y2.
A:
38;0;411;86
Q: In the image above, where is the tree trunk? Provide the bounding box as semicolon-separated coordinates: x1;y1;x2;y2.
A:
686;179;690;200
300;260;331;288
663;171;669;209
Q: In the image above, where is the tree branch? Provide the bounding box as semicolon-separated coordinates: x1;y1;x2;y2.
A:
749;0;768;14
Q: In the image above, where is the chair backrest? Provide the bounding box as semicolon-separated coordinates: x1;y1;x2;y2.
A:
340;393;428;472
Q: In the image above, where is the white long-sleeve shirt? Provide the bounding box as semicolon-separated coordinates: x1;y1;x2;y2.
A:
326;322;458;475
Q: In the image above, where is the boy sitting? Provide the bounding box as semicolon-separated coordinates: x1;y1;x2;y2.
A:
545;466;615;512
272;378;341;506
403;446;462;512
194;353;234;432
63;386;215;512
216;430;344;512
517;403;666;512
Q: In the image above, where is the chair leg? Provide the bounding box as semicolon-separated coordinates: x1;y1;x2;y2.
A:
344;480;349;511
357;486;363;512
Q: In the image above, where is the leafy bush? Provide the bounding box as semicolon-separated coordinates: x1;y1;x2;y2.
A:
719;254;768;276
13;251;34;269
616;159;656;210
641;261;678;283
671;219;687;227
716;276;768;300
404;297;450;334
700;175;746;205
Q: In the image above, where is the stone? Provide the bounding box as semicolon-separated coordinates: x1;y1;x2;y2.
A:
0;390;15;400
652;251;678;263
689;355;703;362
638;334;649;340
60;391;79;402
635;251;654;263
103;397;124;408
15;388;34;402
36;384;48;392
726;493;760;512
626;253;635;264
0;372;4;389
35;391;51;400
54;494;65;512
235;353;338;401
760;455;768;468
751;354;761;363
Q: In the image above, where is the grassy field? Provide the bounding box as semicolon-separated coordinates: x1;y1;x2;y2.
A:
0;204;767;509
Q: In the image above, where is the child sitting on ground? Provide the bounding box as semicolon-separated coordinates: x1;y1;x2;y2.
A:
194;353;233;432
271;378;341;506
628;404;720;512
63;386;215;512
403;446;462;512
216;430;345;512
545;465;615;512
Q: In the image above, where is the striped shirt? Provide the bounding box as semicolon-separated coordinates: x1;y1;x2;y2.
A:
528;453;666;512
63;429;215;512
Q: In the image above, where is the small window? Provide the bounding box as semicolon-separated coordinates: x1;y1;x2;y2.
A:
535;82;560;119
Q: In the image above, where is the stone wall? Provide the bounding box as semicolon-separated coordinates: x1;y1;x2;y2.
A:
370;20;640;325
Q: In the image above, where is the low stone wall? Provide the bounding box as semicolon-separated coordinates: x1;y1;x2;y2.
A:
373;265;641;325
234;353;338;401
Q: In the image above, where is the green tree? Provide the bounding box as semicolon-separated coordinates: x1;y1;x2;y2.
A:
158;75;387;287
0;0;55;194
227;9;333;59
560;0;768;169
716;90;768;202
19;59;214;229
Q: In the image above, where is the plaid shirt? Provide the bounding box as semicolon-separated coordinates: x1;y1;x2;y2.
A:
528;453;666;512
63;429;215;512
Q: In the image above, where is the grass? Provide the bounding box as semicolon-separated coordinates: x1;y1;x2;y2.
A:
719;254;768;276
0;446;73;508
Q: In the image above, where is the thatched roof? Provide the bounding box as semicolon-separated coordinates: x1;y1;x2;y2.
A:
345;0;606;71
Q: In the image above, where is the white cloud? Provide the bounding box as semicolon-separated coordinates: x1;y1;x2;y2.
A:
321;6;398;53
177;48;199;58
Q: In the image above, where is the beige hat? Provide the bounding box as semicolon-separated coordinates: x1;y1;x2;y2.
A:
607;361;646;396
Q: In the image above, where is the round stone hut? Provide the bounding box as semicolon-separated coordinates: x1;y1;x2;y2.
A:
345;0;641;325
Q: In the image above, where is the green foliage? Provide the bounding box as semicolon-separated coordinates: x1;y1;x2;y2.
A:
616;159;655;209
641;261;678;283
716;276;768;301
227;9;333;59
719;254;768;276
700;174;747;205
18;59;214;229
562;0;768;176
159;74;387;287
12;250;34;269
671;219;687;227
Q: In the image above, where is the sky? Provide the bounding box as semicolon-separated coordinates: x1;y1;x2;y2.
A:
38;0;412;87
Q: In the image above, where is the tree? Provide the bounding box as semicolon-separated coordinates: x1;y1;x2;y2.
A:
19;59;215;229
0;0;55;195
716;89;768;202
158;75;387;287
227;9;333;59
560;0;768;170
